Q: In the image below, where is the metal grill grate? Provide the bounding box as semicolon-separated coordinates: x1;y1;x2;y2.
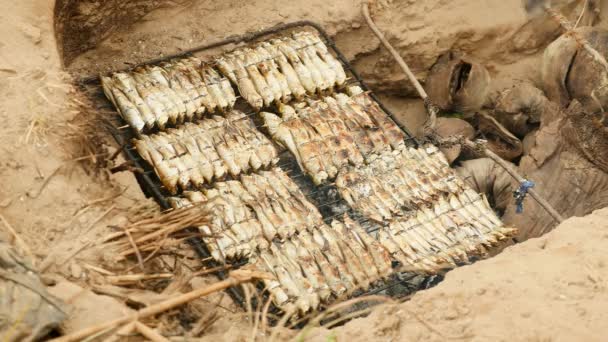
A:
81;21;437;315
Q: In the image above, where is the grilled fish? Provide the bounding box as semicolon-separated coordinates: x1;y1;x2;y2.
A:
274;39;316;94
260;41;306;100
239;49;274;107
228;53;264;110
300;31;347;86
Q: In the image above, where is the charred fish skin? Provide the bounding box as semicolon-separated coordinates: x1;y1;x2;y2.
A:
136;140;179;194
198;58;236;110
160;64;191;123
286;37;328;92
348;92;405;151
261;41;306;100
112;73;156;129
274;39;317;94
108;86;146;132
174;60;206;116
215;55;238;84
228;54;264;110
260;250;309;313
286;238;332;302
343;215;393;277
161;62;200;122
239;49;274;107
317;101;365;166
138;68;182;124
296;31;347;86
270;243;320;312
311;229;357;294
253;46;284;103
298;231;347;298
317;224;368;289
292;32;337;90
252;258;291;308
130;71;170;129
144;65;186;123
331;220;380;282
202;67;229;113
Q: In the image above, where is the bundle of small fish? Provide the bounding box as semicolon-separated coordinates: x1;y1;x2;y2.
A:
336;145;461;221
215;31;347;109
168;168;324;262
104;28;519;315
336;145;517;272
101;57;236;132
262;86;405;184
379;191;517;273
134;111;278;194
248;215;392;314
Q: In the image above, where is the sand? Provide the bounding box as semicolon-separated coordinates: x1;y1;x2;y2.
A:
304;208;608;342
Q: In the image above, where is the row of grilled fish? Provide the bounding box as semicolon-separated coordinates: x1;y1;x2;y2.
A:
337;145;462;221
250;215;392;314
167;168;324;262
134;111;278;194
262;88;405;184
379;191;518;274
101;57;236;132
215;31;347;110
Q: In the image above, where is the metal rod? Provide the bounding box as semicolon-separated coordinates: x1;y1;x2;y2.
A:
362;1;564;226
97;20;425;313
362;2;438;132
464;141;564;224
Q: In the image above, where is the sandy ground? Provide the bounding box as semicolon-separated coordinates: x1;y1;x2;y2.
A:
1;0;608;340
304;208;608;342
0;1;135;272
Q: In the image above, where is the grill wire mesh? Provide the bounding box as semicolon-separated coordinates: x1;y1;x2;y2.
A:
80;21;444;322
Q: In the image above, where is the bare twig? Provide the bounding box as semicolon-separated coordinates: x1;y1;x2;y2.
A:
82;263;115;276
574;0;589;28
51;270;272;342
260;295;273;335
0;213;34;261
106;273;173;286
362;0;564;226
135;322;170;342
123;225;145;272
101;322;135;342
463;140;564;224
292;295;394;342
26;154;108;199
362;1;438;132
82;187;128;209
82;205;115;235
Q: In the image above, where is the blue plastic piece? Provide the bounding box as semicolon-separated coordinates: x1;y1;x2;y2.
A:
513;179;535;214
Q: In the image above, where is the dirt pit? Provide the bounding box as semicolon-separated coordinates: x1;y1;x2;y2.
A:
1;0;608;341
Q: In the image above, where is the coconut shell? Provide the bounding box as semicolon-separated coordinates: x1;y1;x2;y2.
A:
541;31;579;107
522;129;539;155
434;117;476;164
477;112;523;161
566;29;608;113
426;52;491;113
541;27;608;111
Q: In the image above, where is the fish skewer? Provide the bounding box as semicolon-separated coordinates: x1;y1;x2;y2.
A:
294;31;347;87
134;112;277;192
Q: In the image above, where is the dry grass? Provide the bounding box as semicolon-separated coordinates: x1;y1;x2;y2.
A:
102;202;211;263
